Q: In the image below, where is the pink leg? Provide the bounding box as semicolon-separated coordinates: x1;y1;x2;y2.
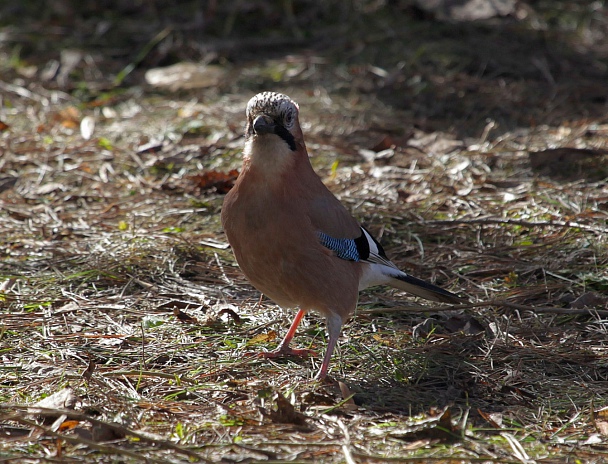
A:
260;309;317;359
315;313;343;380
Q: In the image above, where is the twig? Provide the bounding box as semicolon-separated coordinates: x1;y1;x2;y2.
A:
0;414;164;463
492;300;608;317
0;80;49;104
0;406;208;462
350;451;514;462
501;432;533;463
100;370;196;383
422;218;608;234
363;299;608;317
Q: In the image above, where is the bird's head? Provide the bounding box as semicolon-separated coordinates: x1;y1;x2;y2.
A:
245;92;304;154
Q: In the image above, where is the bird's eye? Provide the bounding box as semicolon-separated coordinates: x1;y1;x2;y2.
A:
284;111;294;127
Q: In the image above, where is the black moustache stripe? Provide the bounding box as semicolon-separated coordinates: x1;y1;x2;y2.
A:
273;124;296;151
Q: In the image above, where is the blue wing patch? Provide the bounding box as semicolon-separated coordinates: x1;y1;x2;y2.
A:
317;231;360;261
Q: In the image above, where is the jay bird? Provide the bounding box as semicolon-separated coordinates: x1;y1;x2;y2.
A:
221;91;463;380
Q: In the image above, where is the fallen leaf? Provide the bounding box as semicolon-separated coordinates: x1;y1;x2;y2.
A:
596;421;608;436
301;391;335;407
217;307;242;324
594;406;608;436
34;387;78;410
58;420;80;432
55;106;81;129
478;409;503;428
371;134;396;152
247;330;277;346
173;307;199;324
260;393;309;426
338;381;357;411
372;333;398;348
81;359;96;380
33;388;79;423
595;406;608;418
188;169;239;194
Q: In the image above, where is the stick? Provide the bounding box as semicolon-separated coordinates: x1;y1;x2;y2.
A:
363;299;608;317
422;218;608;234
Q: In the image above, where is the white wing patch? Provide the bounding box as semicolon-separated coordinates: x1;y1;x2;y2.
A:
359;227;399;270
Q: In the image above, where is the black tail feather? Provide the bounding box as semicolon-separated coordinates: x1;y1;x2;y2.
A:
389;272;463;304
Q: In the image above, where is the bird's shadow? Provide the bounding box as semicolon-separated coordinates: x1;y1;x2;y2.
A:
331;325;605;418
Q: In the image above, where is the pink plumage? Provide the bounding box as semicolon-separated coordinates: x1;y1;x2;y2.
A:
221;92;462;379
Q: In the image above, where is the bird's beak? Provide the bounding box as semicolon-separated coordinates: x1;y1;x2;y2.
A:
253;115;276;135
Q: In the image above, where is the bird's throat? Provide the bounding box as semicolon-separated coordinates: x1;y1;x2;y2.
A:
245;136;296;178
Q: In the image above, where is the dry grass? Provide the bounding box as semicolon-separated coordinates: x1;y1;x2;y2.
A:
2;2;608;462
2;88;607;462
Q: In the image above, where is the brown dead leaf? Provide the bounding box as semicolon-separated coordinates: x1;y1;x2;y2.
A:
217;307;242;324
371;134;396;152
198;306;242;327
58;420;80;432
260;393;309;426
478;409;503;428
188;169;239;194
0;120;9;131
372;333;398;348
81;359;95;380
596;421;608;436
593;406;608;437
173;307;199;324
338;381;357;411
301;391;336;407
595;406;608;419
247;330;277;346
55;106;81;129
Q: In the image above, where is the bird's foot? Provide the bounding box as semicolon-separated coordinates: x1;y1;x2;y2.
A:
259;345;317;359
